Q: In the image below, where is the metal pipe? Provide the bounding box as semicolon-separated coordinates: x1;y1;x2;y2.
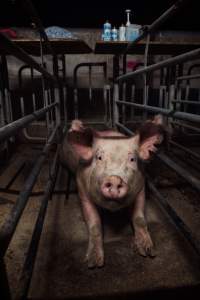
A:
124;0;188;54
16;150;59;300
172;100;200;105
116;100;171;115
0;126;58;259
0;33;57;84
177;73;200;81
116;100;200;123
117;48;200;83
0;102;57;143
148;178;200;257
157;152;200;192
171;121;200;133
170;140;200;161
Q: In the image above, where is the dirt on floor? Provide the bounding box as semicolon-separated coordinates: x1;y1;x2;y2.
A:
0;144;200;299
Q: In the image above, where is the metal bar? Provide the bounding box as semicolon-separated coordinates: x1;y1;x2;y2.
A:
172;100;200;105
177;73;200;81
117;48;200;83
148;178;200;257
5;162;26;190
116;100;200;123
116;122;134;136
124;0;188;55
157;152;200;192
171;121;200;133
0;127;58;259
0;33;57;83
0;102;57;143
116;100;171;115
16;150;59;300
170;140;200;160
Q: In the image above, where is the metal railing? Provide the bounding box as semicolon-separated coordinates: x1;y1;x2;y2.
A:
0;1;64;299
113;0;200;267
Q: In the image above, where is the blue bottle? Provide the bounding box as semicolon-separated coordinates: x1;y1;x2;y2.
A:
103;21;111;41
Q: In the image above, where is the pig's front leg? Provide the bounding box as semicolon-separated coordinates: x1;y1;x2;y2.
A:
77;179;104;268
131;187;156;257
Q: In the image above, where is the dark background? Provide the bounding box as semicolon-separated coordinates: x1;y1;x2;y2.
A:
1;0;200;31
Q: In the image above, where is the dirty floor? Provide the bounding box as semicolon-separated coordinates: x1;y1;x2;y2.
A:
0;144;200;299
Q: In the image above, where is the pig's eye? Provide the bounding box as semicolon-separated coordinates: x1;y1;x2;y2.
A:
96;151;103;161
128;153;137;163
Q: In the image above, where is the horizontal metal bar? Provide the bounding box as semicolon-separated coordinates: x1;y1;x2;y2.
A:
116;100;171;115
171;121;200;133
124;0;188;55
174;111;200;123
172;100;200;105
16;150;59;299
148;178;200;257
0;102;57;143
177;73;200;81
0;33;57;83
170;140;200;160
116;122;134;136
117;48;200;83
157;152;200;192
116;100;200;123
0;127;58;259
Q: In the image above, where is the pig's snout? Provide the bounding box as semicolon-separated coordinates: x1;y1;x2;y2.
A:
101;176;128;200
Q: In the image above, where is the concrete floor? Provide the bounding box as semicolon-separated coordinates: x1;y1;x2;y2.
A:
0;144;200;299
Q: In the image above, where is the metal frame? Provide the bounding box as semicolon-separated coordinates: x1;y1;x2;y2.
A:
113;0;200;265
0;1;64;299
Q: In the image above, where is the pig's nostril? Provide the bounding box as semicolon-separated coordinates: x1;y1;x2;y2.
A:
105;182;112;188
117;184;122;190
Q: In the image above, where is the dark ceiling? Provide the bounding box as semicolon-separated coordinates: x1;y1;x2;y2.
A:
1;0;200;31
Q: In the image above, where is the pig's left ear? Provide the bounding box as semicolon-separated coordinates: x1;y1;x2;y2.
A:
137;114;166;161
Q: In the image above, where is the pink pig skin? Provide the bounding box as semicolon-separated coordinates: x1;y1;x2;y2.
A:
60;116;165;268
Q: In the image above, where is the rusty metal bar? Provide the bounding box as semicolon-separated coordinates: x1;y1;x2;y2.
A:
0;126;58;259
0;102;57;143
117;48;200;83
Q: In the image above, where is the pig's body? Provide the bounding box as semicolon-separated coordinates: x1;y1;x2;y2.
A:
60;118;165;268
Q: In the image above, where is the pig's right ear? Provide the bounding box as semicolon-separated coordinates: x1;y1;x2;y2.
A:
68;126;95;165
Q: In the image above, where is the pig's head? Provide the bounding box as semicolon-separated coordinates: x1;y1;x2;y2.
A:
73;115;166;211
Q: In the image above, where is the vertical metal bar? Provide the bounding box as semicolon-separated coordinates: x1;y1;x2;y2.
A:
63;85;67;125
113;83;119;128
122;82;126;124
130;84;135;119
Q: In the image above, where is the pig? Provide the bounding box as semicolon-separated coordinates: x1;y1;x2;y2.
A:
60;115;166;268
